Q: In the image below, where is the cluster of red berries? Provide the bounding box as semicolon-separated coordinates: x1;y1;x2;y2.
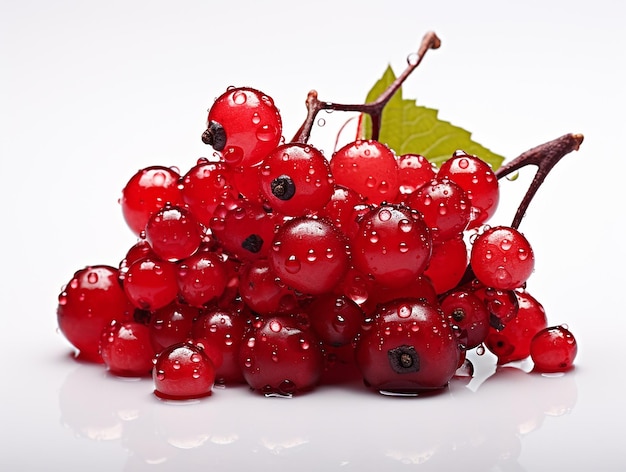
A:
57;86;577;400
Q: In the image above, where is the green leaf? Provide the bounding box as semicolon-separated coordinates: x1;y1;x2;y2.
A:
359;66;505;169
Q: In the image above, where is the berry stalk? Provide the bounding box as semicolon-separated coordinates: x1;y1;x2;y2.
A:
292;31;441;144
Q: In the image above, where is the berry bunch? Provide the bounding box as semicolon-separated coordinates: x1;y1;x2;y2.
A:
56;32;580;399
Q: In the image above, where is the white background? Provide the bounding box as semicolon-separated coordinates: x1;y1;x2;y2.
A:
2;0;625;470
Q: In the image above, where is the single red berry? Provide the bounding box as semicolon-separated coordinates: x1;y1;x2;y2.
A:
330;139;399;203
191;307;247;384
355;298;460;393
470;281;519;330
484;290;548;364
122;256;179;311
318;185;365;239
438;151;499;228
470;225;535;291
395;153;437;197
153;342;215;400
57;265;135;362
180;158;239;227
120;165;183;236
176;249;228;308
100;320;155;377
440;290;490;350
258;142;334;216
530;325;577;372
144;204;204;262
269;216;351;295
306;293;365;347
351;203;432;288
204;87;282;168
423;235;468;294
148;301;198;353
239;315;324;395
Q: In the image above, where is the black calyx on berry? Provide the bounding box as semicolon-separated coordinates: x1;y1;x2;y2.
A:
388;345;420;374
201;120;226;151
242;234;264;253
270;175;296;200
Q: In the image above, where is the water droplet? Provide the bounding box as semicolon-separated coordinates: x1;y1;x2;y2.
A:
87;272;99;284
501;239;512;251
398;242;409;253
172;360;181;370
398;303;412;318
251;112;261;124
269;320;282;333
369;231;379;244
284;255;301;274
378;209;391;221
458;158;469;169
306;249;317;262
233;90;247;105
256;124;277;142
365;175;376;188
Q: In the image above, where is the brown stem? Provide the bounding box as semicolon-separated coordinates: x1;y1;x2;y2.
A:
292;31;441;144
496;133;584;229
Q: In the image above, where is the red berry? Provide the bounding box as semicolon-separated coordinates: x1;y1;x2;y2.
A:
318;185;365;239
144;204;204;262
484;290;548;364
306;293;365;347
330;139;399;203
258;143;334;216
100;320;155;377
122;257;179;311
148;301;197;353
237;257;299;315
153;342;215;400
470;225;535;291
423;235;468;294
239;315;324;395
530;325;577;372
440;290;490;349
57;265;135;362
395;153;436;197
351;203;432;288
120;166;183;236
355;298;460;393
269;216;351;295
176;249;228;308
204;87;282;168
438;151;499;228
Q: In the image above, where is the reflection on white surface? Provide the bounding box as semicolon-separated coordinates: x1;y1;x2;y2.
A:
57;352;577;471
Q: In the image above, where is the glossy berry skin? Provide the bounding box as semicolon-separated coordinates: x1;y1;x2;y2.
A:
144;205;204;262
57;265;135;362
180;159;239;227
239;315;324;395
191;307;247;384
470;226;535;291
318;185;365;239
120;166;184;236
176;249;228;308
100;320;155;377
395;153;436;197
210;199;283;262
330;139;399;203
351;203;432;288
484;290;548;364
148;301;198;353
259;143;334;216
530;325;577;372
269;216;351;295
440;290;490;350
237;258;299;315
153;342;215;400
122;257;179;311
306;293;365;347
406;178;471;241
205;87;282;168
438;151;499;228
355;298;460;393
470;281;519;330
423;235;468;294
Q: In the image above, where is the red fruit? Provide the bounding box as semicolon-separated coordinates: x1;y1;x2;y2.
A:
153;342;215;400
258;142;334;216
351;203;432;288
530;325;577;372
204;87;282;168
237;258;299;315
330;139;399;203
100;320;155;377
148;301;198;353
269;216;351;295
423;235;468;294
176;249;228;308
144;204;204;262
120;165;183;236
360;274;439;316
318;185;365;239
470;225;535;291
306;293;365;347
438;151;499;228
484;290;548;364
355;298;460;393
191;307;247;384
395;153;436;197
57;265;135;362
440;290;490;349
239;315;324;395
122;257;179;311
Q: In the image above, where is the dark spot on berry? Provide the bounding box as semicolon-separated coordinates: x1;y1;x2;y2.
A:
489;313;506;331
242;234;264;253
133;309;152;325
270;175;296;200
452;308;465;322
388;344;420;374
201;120;226;151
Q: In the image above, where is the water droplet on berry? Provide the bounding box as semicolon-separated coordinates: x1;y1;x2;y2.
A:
495;266;512;286
500;239;512;251
270;320;283;333
232;90;247;104
191;353;202;363
369;232;379;244
518;249;529;261
251;112;261;125
156;370;166;381
87;272;99;284
378;209;392;222
256;125;278;142
306;249;317;262
173;360;181;370
365;175;376;188
398;304;412;318
284;255;301;274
